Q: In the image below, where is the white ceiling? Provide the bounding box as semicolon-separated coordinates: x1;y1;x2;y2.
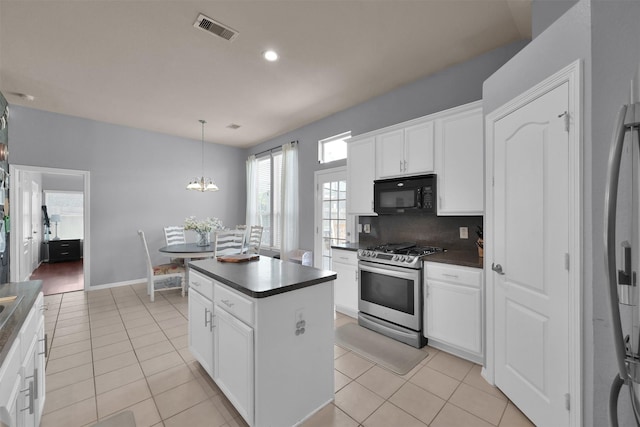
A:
0;1;530;148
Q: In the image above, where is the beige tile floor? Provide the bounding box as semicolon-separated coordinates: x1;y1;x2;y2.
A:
40;284;535;427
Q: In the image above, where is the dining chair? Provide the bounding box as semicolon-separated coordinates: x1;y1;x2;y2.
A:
214;229;246;257
164;226;186;246
138;230;185;302
245;225;263;255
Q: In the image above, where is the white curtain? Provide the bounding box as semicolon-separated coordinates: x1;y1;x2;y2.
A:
280;142;299;262
245;155;259;227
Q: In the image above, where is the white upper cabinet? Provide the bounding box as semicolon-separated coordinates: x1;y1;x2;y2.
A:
405;121;435;175
347;136;376;215
346;100;483;217
435;101;484;215
376;120;434;179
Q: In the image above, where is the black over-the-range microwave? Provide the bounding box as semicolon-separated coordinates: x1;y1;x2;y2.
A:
373;174;436;215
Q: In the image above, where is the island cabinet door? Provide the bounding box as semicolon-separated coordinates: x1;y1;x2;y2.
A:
214;307;254;426
188;289;215;377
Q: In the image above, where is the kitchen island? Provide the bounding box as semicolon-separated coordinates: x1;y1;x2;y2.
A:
188;257;336;427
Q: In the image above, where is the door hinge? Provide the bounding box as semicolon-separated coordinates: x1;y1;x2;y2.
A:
564;253;570;271
564;393;570;410
559;111;569;132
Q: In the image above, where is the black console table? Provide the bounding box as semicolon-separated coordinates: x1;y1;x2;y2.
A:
42;239;82;263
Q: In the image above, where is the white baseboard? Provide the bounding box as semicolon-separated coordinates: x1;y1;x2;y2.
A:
86;278;146;291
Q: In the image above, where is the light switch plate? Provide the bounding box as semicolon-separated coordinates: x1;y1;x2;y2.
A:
460;227;469;239
364;224;371;233
357;223;363;233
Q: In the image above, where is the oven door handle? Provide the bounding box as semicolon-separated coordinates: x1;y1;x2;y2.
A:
358;260;422;280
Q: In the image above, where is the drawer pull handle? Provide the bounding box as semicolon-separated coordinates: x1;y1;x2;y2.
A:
221;299;235;308
192;281;201;287
442;273;459;279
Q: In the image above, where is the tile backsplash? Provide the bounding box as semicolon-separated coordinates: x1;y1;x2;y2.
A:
358;214;483;251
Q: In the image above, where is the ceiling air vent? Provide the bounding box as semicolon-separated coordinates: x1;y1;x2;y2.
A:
193;13;239;42
226;124;241;130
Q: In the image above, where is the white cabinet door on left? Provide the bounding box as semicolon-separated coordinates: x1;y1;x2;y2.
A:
214;307;254;426
188;289;215;377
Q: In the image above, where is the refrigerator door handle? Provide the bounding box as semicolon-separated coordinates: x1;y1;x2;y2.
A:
604;103;631;381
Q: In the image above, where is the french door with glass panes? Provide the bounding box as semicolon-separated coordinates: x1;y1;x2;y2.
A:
314;167;353;269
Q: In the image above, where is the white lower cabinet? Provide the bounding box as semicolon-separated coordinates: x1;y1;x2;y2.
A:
188;272;215;377
0;291;45;427
424;262;483;363
331;249;358;317
214;307;254;425
188;268;334;427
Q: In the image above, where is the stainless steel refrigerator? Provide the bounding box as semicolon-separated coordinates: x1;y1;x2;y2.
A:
604;67;640;426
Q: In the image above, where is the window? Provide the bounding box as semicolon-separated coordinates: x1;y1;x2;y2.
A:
257;151;282;249
320;178;347;270
43;191;84;240
318;131;350;164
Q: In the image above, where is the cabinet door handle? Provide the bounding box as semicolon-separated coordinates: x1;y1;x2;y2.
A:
20;381;34;414
400;160;403;172
204;308;211;328
404;160;407;172
355;271;358;281
33;368;39;400
39;334;48;358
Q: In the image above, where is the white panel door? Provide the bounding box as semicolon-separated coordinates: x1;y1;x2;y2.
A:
493;82;570;426
30;181;41;272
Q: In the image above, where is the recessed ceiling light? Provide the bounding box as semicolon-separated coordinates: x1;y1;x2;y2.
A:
263;50;278;62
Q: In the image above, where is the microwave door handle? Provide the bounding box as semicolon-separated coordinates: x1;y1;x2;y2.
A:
416;188;422;208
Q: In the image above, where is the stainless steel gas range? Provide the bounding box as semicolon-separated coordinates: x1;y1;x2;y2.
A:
357;243;444;348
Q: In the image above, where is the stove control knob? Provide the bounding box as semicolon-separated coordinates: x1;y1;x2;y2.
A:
391;255;398;261
406;256;414;263
396;255;404;262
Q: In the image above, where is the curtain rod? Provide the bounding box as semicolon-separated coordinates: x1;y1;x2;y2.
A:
253;140;298;157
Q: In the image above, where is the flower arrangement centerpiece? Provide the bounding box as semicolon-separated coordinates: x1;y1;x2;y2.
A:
184;216;224;246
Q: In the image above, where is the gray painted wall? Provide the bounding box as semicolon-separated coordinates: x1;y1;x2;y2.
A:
247;40;529;252
484;0;640;425
9;107;246;286
531;0;579;38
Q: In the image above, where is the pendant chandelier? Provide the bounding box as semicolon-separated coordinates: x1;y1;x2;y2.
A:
187;119;219;192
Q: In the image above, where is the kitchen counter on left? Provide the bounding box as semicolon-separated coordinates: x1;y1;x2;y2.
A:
0;280;43;367
189;256;336;298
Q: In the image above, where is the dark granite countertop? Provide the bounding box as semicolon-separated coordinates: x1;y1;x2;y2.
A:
0;281;43;367
189;257;337;298
331;243;483;269
424;250;484;269
330;242;363;252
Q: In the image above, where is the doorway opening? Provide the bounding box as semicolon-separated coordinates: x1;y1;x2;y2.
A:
10;165;90;294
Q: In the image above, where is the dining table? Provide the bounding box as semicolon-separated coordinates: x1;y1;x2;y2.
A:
158;243;216;291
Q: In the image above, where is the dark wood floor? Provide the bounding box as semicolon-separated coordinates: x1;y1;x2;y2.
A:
30;260;84;295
